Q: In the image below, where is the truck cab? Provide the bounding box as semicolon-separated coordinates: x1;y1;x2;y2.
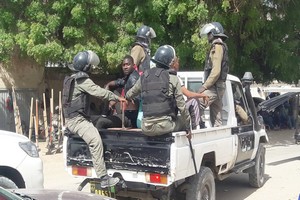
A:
63;71;268;200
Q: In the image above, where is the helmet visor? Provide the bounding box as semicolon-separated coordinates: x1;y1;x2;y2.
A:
149;27;156;38
199;23;214;38
87;50;100;66
67;63;78;72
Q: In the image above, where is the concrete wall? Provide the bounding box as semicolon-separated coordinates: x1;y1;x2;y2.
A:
0;50;119;133
0;53;45;93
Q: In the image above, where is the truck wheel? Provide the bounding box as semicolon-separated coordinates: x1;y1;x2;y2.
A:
186;167;215;200
248;143;266;188
0;176;18;189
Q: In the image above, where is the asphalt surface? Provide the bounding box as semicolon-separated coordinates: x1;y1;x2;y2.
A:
40;129;300;199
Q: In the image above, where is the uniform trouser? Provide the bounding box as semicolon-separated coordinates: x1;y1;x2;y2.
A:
199;83;225;127
66;116;106;178
141;115;186;136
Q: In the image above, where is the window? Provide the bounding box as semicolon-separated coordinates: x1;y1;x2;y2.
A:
231;81;252;125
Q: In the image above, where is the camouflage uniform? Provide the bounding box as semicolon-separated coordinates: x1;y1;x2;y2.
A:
125;71;191;136
199;38;229;127
65;77;119;177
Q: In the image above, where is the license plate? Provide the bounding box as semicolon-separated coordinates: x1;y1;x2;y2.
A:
90;181;116;198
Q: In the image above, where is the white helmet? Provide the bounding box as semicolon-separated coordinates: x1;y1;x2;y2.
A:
199;22;228;39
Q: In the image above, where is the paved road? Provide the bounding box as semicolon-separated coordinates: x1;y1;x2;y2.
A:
216;129;300;200
41;129;300;199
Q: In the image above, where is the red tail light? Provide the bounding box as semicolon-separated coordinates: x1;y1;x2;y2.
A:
72;166;92;177
146;173;167;184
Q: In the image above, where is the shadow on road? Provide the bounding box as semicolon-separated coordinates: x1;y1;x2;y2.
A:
216;173;271;200
267;156;300;166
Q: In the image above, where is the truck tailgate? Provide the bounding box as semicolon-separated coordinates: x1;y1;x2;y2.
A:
67;129;174;174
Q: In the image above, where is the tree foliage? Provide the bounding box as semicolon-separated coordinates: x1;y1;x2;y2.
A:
0;0;299;83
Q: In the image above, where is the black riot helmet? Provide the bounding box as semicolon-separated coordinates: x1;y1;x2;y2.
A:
69;50;100;72
136;25;156;45
199;22;228;40
150;45;176;69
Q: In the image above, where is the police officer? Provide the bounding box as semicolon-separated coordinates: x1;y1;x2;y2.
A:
126;45;191;136
130;25;156;73
62;50;127;188
198;22;229;127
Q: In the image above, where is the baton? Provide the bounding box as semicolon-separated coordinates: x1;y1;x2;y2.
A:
188;138;198;174
121;102;125;129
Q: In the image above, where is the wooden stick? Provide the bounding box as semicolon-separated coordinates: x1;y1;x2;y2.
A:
12;87;23;135
49;89;54;134
35;99;39;147
46;89;54;151
28;97;34;141
57;91;63;141
43;93;49;140
60;92;64;127
121;102;125;129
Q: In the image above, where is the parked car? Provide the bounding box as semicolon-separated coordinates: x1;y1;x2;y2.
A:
0;130;44;189
0;187;116;200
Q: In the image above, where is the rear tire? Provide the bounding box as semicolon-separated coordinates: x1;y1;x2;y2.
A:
248;143;266;188
0;176;18;189
186;167;215;200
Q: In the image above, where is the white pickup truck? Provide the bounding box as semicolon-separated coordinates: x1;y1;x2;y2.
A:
63;71;268;200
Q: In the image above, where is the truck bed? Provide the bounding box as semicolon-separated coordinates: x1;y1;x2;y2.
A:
66;128;174;174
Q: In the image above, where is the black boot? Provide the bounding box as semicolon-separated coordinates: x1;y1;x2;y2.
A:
199;121;206;129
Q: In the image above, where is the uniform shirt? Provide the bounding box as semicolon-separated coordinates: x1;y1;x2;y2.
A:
131;45;146;67
73;78;119;102
177;75;184;87
65;77;120;124
125;73;191;130
203;40;224;89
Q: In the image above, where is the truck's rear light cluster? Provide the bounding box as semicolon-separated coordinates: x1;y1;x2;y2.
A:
72;166;92;177
145;173;167;184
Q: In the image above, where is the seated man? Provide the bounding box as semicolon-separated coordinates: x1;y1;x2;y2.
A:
125;45;191;137
94;55;140;129
169;57;208;129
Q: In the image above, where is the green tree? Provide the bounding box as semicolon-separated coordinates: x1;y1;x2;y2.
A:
0;0;299;83
204;0;300;83
0;0;209;73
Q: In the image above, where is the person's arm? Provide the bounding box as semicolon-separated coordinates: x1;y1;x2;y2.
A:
131;45;145;66
104;80;116;91
202;44;224;90
125;77;142;100
105;78;125;91
172;76;191;131
236;104;249;124
181;86;208;99
78;78;122;102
